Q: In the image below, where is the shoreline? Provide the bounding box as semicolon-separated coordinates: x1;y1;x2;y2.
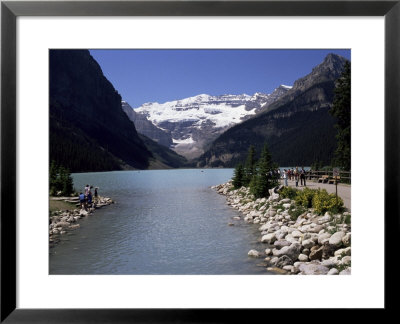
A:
49;196;114;247
212;181;351;275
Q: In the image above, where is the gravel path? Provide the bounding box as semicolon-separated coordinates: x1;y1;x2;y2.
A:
281;179;351;211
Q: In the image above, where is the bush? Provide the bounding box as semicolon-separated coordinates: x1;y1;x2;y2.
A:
312;189;344;214
288;205;307;221
295;188;318;208
279;186;298;200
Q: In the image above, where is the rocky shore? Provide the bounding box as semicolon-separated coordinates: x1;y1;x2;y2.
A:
212;181;351;275
49;196;114;246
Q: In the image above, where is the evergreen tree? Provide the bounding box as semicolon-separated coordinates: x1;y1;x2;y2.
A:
59;166;74;196
232;163;244;189
250;144;278;198
330;61;351;170
49;160;58;194
49;161;74;196
243;145;256;186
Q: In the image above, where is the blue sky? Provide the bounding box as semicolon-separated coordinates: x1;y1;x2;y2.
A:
89;49;350;108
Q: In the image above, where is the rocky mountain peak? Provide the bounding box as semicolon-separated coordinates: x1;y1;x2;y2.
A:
293;53;348;91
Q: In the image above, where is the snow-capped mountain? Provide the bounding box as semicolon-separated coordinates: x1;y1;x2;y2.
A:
124;85;291;159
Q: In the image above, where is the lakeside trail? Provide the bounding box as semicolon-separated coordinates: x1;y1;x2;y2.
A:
282;179;351;210
49;196;113;247
212;181;351;275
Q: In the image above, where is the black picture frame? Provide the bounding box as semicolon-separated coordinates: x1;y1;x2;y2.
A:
1;0;398;322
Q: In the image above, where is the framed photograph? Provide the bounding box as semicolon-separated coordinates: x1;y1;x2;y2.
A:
1;0;398;321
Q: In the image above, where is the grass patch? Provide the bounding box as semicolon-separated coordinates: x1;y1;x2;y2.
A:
49;199;77;213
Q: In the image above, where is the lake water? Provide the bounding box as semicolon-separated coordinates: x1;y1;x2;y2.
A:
49;169;273;275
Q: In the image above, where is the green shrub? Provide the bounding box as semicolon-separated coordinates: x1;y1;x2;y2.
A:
288;205;307;221
295;188;318;208
279;186;298;200
312;189;344;215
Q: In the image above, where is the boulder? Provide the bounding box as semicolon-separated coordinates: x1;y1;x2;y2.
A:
270;257;279;266
298;254;309;262
340;256;351;266
283;265;294;272
274;240;291;249
79;210;89;216
327;268;339;275
318;214;332;224
285;234;298;244
321;259;336;268
318;232;332;245
299;263;330;275
248;250;260;257
342;233;351;246
265;248;272;256
276;255;293;267
57;221;71;228
280;198;291;204
329;231;346;247
301;239;315;250
322;243;336;259
261;233;277;244
269;210;277;217
334;247;351;257
266;267;288;274
282;203;291;209
339;268;351;275
273;243;302;261
309;246;323;261
308;224;324;233
291;230;303;238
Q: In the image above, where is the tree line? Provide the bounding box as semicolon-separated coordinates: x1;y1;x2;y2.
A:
330;61;351;171
232;144;279;198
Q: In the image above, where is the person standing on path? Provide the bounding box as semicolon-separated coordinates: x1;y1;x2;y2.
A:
283;169;288;186
300;167;306;186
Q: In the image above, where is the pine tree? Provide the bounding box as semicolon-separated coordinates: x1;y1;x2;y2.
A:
49;161;74;196
330;61;351;171
59;166;74;196
243;145;256;186
232;163;244;189
250;144;278;198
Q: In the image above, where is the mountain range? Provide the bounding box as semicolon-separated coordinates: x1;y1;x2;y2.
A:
50;50;348;172
123;53;348;167
124;85;291;159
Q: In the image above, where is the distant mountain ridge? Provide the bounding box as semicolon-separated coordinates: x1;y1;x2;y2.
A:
195;53;349;167
124;85;291;159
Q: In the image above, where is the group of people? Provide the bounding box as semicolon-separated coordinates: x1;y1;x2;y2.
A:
282;167;307;187
79;184;98;210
